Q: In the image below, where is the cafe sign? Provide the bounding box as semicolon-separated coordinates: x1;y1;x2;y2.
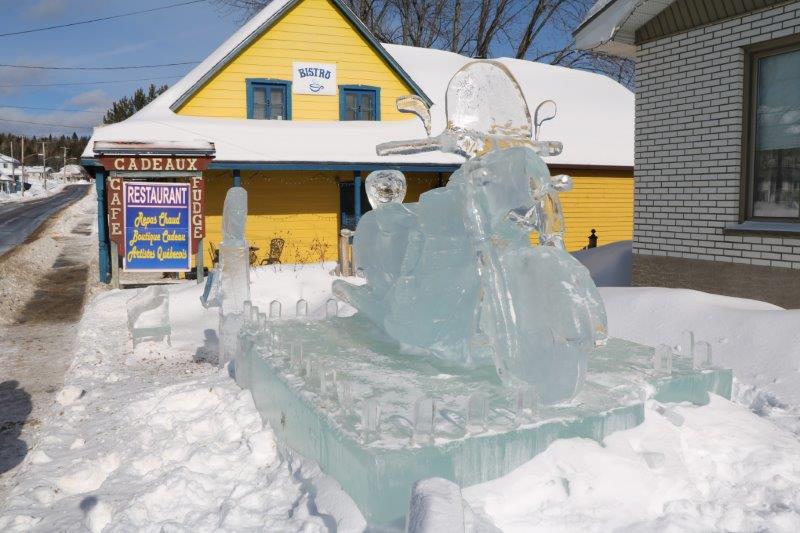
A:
107;180;205;272
293;62;336;95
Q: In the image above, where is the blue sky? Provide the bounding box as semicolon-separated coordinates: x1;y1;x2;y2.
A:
0;0;241;136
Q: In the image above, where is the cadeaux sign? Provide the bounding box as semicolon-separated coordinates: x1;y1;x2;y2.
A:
121;182;192;272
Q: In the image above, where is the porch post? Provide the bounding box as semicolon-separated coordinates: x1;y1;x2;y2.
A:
354;170;362;222
95;169;111;283
233;168;241;187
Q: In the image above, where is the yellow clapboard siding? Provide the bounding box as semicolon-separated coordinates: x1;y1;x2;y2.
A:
200;168;633;265
549;169;634;251
177;0;416;121
203;170;340;264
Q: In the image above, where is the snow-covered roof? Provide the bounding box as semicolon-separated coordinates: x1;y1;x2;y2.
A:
83;2;634;169
573;0;676;57
0;154;20;165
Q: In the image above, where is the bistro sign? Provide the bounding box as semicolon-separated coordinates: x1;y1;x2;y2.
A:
293;62;337;95
98;156;213;172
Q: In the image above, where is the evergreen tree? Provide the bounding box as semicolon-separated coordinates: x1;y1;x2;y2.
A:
102;84;169;125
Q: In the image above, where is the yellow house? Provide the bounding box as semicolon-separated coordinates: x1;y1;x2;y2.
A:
82;0;634;281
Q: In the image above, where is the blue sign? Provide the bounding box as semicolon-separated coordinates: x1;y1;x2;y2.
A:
123;182;191;272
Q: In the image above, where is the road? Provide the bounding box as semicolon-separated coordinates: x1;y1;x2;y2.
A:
0;189;96;502
0;184;90;258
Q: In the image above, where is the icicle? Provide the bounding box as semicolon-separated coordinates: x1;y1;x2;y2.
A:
325;298;338;319
412;397;436;446
693;341;712;369
466;393;488;434
269;300;281;319
296;299;308;318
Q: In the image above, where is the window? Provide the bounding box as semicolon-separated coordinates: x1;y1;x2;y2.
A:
247;79;291;120
745;40;800;221
339;86;380;121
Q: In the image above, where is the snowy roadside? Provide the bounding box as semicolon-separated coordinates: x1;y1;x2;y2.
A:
0;178;68;205
1;266;799;531
0;266;365;532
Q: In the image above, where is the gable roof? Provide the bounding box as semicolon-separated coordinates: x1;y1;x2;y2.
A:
170;0;431;112
82;44;635;169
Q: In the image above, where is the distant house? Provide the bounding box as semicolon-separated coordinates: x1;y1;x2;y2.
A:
575;0;800;307
51;164;89;181
0;154;20;177
0;154;20;193
24;166;53;181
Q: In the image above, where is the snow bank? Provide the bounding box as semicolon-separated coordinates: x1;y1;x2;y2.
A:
2;266;799;531
600;287;800;431
464;395;800;532
0;177;66;204
0;266;365;532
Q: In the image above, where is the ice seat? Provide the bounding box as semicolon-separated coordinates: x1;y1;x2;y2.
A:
126;285;171;347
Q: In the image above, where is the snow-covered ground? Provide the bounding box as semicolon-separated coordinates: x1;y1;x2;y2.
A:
1;266;799;531
0;177;68;204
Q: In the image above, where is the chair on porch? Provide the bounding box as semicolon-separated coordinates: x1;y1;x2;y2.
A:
260;238;285;265
208;242;219;266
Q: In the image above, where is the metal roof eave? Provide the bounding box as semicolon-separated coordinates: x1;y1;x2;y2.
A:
169;0;433;113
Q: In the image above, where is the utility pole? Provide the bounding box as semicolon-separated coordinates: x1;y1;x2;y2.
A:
10;140;15;194
20;136;25;197
63;146;68;181
41;141;47;191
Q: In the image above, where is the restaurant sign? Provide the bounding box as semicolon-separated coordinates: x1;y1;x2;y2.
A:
293;62;336;95
107;180;205;272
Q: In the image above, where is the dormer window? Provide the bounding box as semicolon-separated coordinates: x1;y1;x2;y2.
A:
247;79;291;120
339;85;380;121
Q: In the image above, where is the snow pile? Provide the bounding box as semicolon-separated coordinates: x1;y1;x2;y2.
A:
2;265;799;531
464;396;800;532
0;177;66;204
600;287;800;433
0;267;364;532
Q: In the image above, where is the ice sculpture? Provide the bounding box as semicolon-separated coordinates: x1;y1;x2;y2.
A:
127;285;171;347
365;170;407;208
333;61;607;404
217;186;250;367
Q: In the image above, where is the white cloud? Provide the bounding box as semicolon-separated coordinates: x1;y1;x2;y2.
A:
23;0;71;20
68;89;111;109
0;106;102;137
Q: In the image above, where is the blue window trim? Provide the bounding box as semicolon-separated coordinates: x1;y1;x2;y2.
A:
246;78;292;120
339;85;380;121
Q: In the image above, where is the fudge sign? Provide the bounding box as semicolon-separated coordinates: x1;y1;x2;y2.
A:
107;180;205;272
293;62;336;95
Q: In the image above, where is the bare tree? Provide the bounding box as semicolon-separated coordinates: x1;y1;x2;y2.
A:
212;0;633;87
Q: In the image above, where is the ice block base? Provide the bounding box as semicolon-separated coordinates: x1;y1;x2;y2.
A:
233;316;731;525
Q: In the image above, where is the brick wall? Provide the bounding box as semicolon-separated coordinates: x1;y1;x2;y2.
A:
634;1;800;269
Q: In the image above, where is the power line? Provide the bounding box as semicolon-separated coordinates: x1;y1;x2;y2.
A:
0;104;99;113
0;1;206;38
0;76;180;88
0;117;92;129
0;61;199;70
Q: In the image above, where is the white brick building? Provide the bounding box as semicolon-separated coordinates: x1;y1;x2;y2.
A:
575;0;800;307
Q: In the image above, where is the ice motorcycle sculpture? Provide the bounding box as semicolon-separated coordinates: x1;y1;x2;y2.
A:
231;60;732;525
333;61;607;404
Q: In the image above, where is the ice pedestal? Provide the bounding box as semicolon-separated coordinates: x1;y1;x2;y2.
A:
218;187;250;367
233;316;732;525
